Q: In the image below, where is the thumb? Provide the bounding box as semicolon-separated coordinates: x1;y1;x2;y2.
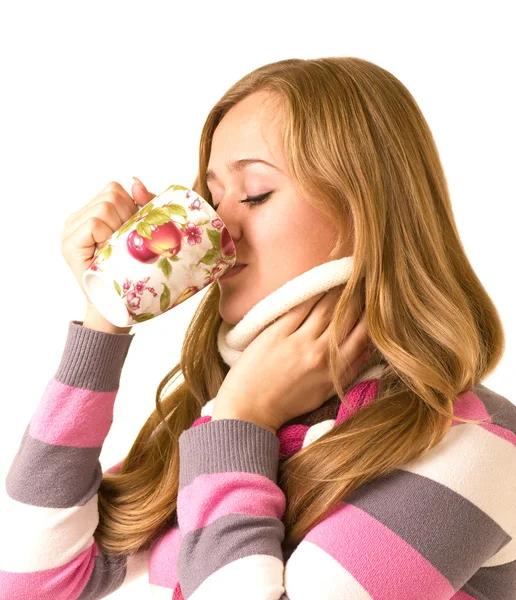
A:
131;176;156;206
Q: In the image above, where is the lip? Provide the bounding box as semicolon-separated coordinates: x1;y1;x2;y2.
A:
219;264;247;281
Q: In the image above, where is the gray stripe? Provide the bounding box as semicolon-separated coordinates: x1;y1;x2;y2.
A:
178;418;280;490
54;320;135;392
5;424;102;508
461;558;516;599
345;469;511;590
473;383;516;436
77;549;128;599
178;512;284;598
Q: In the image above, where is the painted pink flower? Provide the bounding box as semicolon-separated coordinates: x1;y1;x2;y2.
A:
211;218;223;230
126;292;141;309
90;262;99;271
123;278;131;291
182;222;203;245
134;276;151;295
188;197;202;211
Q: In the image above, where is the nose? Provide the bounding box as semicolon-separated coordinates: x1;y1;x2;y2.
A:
214;197;244;241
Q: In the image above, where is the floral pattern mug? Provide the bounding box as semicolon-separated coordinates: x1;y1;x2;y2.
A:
82;184;236;327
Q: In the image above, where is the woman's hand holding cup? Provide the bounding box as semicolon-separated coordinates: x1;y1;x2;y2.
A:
60;178;156;333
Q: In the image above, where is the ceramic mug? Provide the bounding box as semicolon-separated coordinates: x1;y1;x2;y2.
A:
82;183;236;327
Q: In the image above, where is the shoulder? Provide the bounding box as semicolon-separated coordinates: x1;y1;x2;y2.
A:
470;382;516;435
282;384;516;596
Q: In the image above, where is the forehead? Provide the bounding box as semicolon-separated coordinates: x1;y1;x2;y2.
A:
208;92;285;173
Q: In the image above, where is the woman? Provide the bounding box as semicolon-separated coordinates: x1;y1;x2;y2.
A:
1;56;514;599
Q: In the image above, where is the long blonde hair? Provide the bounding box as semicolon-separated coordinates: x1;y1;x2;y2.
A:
94;56;505;556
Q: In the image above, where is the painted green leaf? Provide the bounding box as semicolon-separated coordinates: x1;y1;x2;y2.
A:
164;204;188;220
158;257;172;278
160;283;170;313
140;202;155;215
163;184;189;194
134;312;155;322
198;248;218;265
113;280;122;296
116;203;156;238
136;221;153;239
117;219;137;237
207;228;221;249
170;255;181;262
99;244;112;260
145;207;171;226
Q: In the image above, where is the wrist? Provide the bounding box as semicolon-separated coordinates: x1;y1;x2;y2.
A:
83;308;133;334
211;402;277;435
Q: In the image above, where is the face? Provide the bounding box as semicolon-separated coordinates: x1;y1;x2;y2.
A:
207;91;353;325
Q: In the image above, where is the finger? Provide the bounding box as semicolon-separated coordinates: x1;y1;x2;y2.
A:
339;345;373;391
302;285;357;340
61;215;115;266
274;290;328;336
337;311;370;361
131;176;157;207
63;192;135;244
64;185;139;239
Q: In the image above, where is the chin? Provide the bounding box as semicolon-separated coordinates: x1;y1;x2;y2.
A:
218;301;243;326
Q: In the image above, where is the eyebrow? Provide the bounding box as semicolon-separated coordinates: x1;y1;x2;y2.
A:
205;158;281;182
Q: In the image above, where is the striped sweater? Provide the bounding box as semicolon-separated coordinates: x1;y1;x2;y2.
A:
1;319;515;599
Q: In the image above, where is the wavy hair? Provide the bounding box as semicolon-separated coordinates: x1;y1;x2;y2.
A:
94;56;505;556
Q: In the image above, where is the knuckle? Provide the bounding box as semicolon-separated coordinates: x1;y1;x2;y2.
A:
88;215;103;228
98;200;117;218
308;345;326;367
105;181;122;192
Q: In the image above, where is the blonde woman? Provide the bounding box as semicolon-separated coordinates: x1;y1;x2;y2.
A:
1;57;515;599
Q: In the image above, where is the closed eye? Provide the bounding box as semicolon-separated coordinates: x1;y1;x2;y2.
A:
212;191;273;210
238;191;273;207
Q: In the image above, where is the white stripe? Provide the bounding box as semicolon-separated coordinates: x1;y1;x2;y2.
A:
284;540;373;599
122;548;150;586
302;420;335;448
150;582;176;598
188;553;285;600
400;423;516;565
0;480;98;572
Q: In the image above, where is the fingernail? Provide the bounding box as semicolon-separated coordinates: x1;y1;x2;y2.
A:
132;176;147;191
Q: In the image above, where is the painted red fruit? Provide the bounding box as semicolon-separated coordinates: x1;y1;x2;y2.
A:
126;230;160;263
142;221;183;258
220;226;236;257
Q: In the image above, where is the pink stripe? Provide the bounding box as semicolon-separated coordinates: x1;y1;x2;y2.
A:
177;472;285;533
30;379;117;447
481;422;516;445
451;591;478;599
454;389;516;445
149;525;182;589
336;380;379;424
191;415;211;427
0;541;97;600
305;502;454;599
453;390;492;424
278;424;308;457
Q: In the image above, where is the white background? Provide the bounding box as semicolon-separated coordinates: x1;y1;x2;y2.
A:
1;1;514;598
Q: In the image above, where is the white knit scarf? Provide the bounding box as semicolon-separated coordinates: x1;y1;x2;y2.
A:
201;257;386;418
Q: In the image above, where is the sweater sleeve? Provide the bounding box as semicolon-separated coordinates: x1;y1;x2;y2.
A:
175;410;516;599
0;319;147;600
177;418;288;599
